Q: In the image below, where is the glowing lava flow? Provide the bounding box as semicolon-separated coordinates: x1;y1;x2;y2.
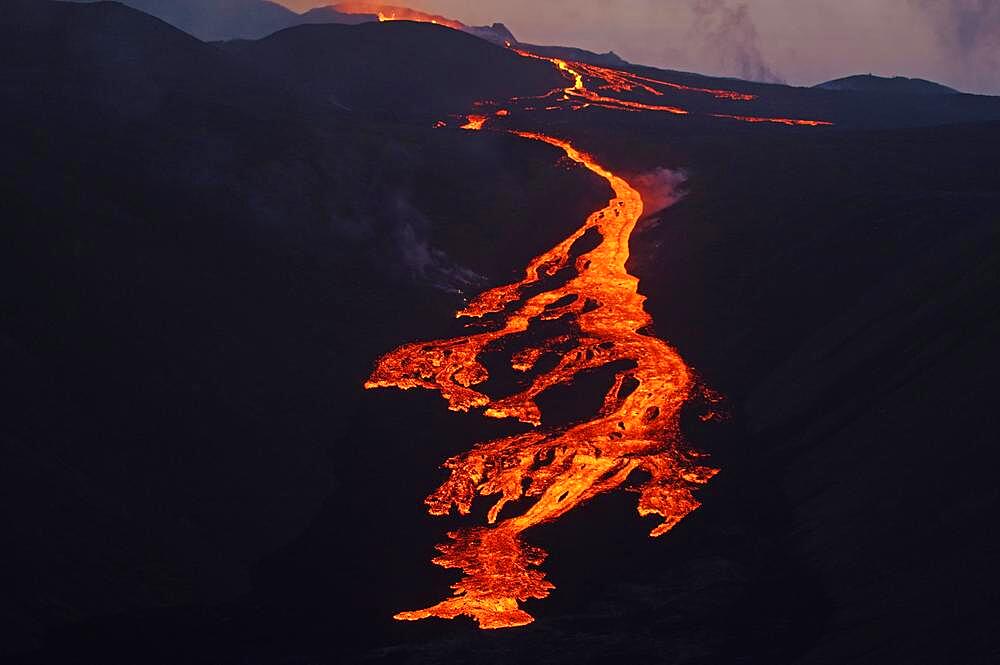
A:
366;129;718;628
334;2;465;29
508;48;833;125
530;52;756;103
514;51;688;115
361;8;834;631
712;113;834;127
460;114;488;130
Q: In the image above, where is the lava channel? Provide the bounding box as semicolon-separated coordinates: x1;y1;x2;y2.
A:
366;131;718;629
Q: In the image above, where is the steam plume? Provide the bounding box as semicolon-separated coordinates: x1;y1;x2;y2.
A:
688;0;782;83
632;167;688;216
910;0;1000;92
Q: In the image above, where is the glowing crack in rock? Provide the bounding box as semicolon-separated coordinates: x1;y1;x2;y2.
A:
507;49;831;125
333;3;832;126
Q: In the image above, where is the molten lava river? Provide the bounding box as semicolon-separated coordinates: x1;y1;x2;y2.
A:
362;23;830;629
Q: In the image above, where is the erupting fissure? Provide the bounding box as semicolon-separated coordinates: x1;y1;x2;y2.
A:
363;9;830;630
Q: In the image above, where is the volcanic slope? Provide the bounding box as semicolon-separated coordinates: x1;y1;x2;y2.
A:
222;21;566;116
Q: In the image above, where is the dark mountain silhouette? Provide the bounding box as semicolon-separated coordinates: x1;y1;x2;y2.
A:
816;73;959;94
68;0;306;40
610;61;1000;128
297;4;376;25
4;1;999;664
203;21;1000;128
8;0;312;120
463;20;516;44
64;0;391;41
69;0;636;67
219;19;1000;129
221;21;566;116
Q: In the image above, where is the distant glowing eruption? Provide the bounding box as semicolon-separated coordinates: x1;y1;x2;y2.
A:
334;2;465;30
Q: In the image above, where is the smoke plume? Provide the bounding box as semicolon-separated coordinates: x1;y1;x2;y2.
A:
384;195;484;294
688;0;783;83
910;0;1000;92
631;167;688;217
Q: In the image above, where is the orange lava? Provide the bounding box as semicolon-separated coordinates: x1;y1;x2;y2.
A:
334;2;465;30
509;48;832;126
508;50;686;116
711;113;834;127
336;5;829;126
366;130;718;628
361;5;834;631
572;60;757;101
460;114;488;130
335;3;828;126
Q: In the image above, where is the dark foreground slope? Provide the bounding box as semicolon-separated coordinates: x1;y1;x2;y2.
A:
613;63;1000;129
4;3;1000;665
0;1;605;655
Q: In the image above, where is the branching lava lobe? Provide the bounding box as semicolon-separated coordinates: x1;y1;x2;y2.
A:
361;9;835;631
366;130;718;628
508;48;831;125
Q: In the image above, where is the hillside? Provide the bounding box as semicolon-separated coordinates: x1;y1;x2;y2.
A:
4;1;1000;664
221;21;566;116
816;73;958;95
68;0;305;40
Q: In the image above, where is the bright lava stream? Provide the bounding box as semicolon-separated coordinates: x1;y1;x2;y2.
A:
366;130;719;628
363;15;829;629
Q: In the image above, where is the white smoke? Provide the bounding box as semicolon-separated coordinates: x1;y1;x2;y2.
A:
386;195;485;294
910;0;1000;93
632;167;688;217
687;0;783;83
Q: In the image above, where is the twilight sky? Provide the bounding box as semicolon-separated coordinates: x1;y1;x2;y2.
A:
278;1;1000;94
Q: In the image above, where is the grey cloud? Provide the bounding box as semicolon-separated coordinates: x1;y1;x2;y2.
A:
910;0;1000;91
688;0;783;83
632;167;688;217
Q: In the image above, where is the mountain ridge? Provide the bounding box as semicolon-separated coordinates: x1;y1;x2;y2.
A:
816;73;958;95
